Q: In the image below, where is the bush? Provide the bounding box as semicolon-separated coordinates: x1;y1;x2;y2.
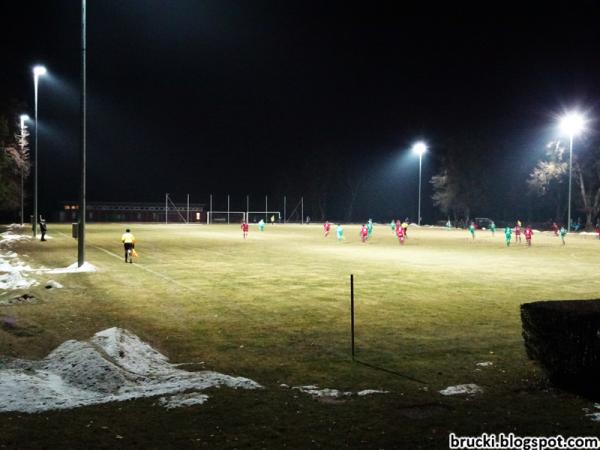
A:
521;300;600;396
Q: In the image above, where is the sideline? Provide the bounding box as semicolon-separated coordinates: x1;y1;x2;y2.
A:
93;246;192;291
56;231;191;291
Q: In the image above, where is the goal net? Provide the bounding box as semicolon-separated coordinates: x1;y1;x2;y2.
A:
206;211;246;224
247;211;281;224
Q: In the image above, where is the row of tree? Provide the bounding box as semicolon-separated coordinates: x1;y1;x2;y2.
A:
430;136;600;230
0;104;31;215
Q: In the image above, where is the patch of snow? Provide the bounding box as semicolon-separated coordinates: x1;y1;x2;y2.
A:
0;231;30;245
356;389;389;396
45;280;63;289
158;392;209;409
439;384;483;396
7;224;25;230
0;327;262;413
293;386;352;398
292;385;389;399
580;232;599;236
587;413;600;422
476;362;493;367
0;271;38;290
46;262;97;274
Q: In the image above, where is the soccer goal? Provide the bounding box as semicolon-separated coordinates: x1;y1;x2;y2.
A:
247;211;281;224
206;211;246;224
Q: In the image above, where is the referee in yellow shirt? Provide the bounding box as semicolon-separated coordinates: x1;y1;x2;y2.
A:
121;228;136;263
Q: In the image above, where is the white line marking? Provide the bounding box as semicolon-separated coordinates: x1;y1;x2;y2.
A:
57;231;190;290
92;246;191;290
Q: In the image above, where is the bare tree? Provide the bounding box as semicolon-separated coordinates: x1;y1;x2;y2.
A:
527;140;567;221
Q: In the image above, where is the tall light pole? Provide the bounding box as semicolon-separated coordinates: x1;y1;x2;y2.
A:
19;114;30;226
32;65;47;239
78;0;87;267
412;141;427;226
559;112;585;231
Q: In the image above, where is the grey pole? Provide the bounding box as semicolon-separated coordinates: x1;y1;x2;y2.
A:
33;74;39;238
165;193;168;225
246;195;249;223
301;196;304;224
209;194;212;224
265;195;268;222
187;193;190;223
417;152;422;226
283;195;286;224
77;0;87;267
567;134;573;232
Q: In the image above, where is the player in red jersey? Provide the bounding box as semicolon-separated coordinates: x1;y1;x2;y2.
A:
397;225;405;245
241;221;249;239
514;221;522;244
551;221;559;236
323;221;331;237
360;224;368;242
524;226;533;246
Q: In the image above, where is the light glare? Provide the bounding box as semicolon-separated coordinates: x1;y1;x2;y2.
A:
559;112;585;136
20;114;30;122
412;141;427;156
33;65;47;77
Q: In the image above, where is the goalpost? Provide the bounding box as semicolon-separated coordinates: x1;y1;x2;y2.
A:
206;211;246;224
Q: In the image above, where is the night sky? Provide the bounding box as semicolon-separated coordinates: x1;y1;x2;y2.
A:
2;1;600;221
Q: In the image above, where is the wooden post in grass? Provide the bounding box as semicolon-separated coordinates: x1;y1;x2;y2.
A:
351;274;355;361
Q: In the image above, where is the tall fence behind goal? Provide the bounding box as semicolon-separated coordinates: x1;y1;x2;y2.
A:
206;211;246;224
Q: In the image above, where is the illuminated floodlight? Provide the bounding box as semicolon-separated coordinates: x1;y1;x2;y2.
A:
33;65;47;77
559;112;585;137
20;114;30;123
412;141;427;156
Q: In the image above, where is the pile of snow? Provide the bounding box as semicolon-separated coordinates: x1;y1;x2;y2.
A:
45;280;64;289
0;240;37;290
0;230;30;246
46;262;96;274
159;392;209;409
0;327;262;413
439;384;483;396
585;404;600;422
290;385;388;399
356;389;390;396
476;361;493;367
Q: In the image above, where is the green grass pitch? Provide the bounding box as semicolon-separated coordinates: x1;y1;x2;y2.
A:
1;223;600;448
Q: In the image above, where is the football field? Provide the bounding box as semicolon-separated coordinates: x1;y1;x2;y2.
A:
1;223;600;448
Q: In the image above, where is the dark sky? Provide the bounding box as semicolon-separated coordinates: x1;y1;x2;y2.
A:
2;1;600;221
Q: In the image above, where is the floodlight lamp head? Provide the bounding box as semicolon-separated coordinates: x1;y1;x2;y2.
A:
559;112;585;137
33;66;47;77
412;141;427;156
20;114;30;122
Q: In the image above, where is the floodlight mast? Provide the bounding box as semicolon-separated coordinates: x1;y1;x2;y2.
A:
78;0;87;267
32;65;47;239
412;141;427;226
559;112;585;232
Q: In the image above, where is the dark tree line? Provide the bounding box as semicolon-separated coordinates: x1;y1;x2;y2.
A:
0;100;30;215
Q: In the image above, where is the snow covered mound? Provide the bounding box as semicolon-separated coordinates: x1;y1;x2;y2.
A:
46;262;96;274
0;327;262;413
0;230;30;246
291;385;388;399
439;384;483;396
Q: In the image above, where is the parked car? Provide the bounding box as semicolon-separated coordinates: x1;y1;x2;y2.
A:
474;217;494;229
